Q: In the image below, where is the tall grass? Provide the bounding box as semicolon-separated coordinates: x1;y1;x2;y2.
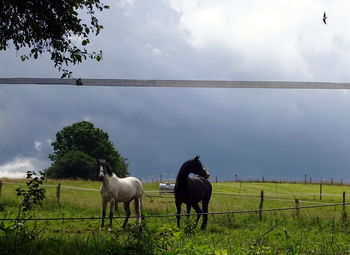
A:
2;179;350;254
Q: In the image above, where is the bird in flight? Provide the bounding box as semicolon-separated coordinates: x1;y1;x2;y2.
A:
323;12;327;24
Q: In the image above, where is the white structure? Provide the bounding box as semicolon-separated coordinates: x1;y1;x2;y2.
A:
159;182;175;193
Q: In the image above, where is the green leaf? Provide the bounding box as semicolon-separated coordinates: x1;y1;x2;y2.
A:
1;0;109;78
82;39;89;46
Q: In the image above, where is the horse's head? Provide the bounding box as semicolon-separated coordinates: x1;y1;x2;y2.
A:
190;155;210;179
97;159;112;181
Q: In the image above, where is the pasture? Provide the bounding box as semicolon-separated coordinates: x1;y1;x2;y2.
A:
1;179;350;254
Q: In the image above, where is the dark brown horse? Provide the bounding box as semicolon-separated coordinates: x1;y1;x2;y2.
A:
174;155;212;230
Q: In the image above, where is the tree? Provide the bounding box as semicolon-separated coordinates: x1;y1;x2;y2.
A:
0;0;109;78
47;121;128;179
45;150;97;179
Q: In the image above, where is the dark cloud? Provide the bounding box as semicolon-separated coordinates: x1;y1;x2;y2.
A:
1;85;350;182
2;1;350;181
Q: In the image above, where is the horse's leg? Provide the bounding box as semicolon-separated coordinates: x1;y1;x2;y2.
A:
176;200;182;228
186;203;191;225
192;203;202;228
108;200;115;231
201;200;209;230
134;197;142;225
100;198;107;229
122;201;131;228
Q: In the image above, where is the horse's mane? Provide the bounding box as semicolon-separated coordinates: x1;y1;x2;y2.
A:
105;163;113;176
175;160;194;184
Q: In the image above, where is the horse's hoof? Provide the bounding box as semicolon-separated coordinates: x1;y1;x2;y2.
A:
108;227;112;232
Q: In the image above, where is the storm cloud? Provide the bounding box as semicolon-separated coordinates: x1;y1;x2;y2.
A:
1;1;350;182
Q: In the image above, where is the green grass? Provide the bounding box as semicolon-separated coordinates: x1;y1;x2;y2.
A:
2;179;350;254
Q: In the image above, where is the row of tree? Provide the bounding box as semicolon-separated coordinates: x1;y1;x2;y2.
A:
45;121;128;179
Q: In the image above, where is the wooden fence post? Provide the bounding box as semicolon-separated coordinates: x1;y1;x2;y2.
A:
295;199;300;218
215;176;218;183
320;182;323;200
259;190;264;221
0;180;2;197
56;183;61;204
342;191;347;223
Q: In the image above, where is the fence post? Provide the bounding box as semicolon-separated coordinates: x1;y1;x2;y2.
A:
342;191;347;223
259;190;264;221
216;176;218;183
56;183;61;205
0;180;2;197
295;199;300;218
320;182;323;200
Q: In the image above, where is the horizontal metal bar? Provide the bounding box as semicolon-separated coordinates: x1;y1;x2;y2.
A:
1;78;350;89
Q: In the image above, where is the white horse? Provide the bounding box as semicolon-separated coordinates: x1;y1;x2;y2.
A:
97;159;143;230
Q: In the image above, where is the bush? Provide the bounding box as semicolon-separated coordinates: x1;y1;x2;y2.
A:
46;150;97;179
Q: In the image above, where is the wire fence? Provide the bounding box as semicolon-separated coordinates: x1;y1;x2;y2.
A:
1;181;350;222
1;181;344;206
3;181;350;199
2;202;350;222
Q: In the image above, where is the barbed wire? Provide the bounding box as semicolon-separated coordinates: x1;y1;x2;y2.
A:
2;202;350;222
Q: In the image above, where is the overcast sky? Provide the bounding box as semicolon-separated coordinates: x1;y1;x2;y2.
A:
1;0;350;182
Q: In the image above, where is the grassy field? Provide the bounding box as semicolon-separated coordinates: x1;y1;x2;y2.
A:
1;179;350;254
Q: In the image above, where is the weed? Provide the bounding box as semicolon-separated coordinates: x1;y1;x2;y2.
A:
0;171;47;254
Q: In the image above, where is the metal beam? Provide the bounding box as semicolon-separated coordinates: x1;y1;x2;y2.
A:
1;78;350;89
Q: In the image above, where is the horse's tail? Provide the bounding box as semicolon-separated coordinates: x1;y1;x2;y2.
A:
133;178;143;224
138;196;143;211
138;181;144;212
134;186;143;224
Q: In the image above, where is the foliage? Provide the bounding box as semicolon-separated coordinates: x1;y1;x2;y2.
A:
0;0;109;78
45;150;96;179
47;121;128;179
111;225;216;255
16;171;47;213
0;171;47;254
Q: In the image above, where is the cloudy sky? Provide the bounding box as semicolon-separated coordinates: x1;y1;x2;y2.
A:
1;0;350;182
